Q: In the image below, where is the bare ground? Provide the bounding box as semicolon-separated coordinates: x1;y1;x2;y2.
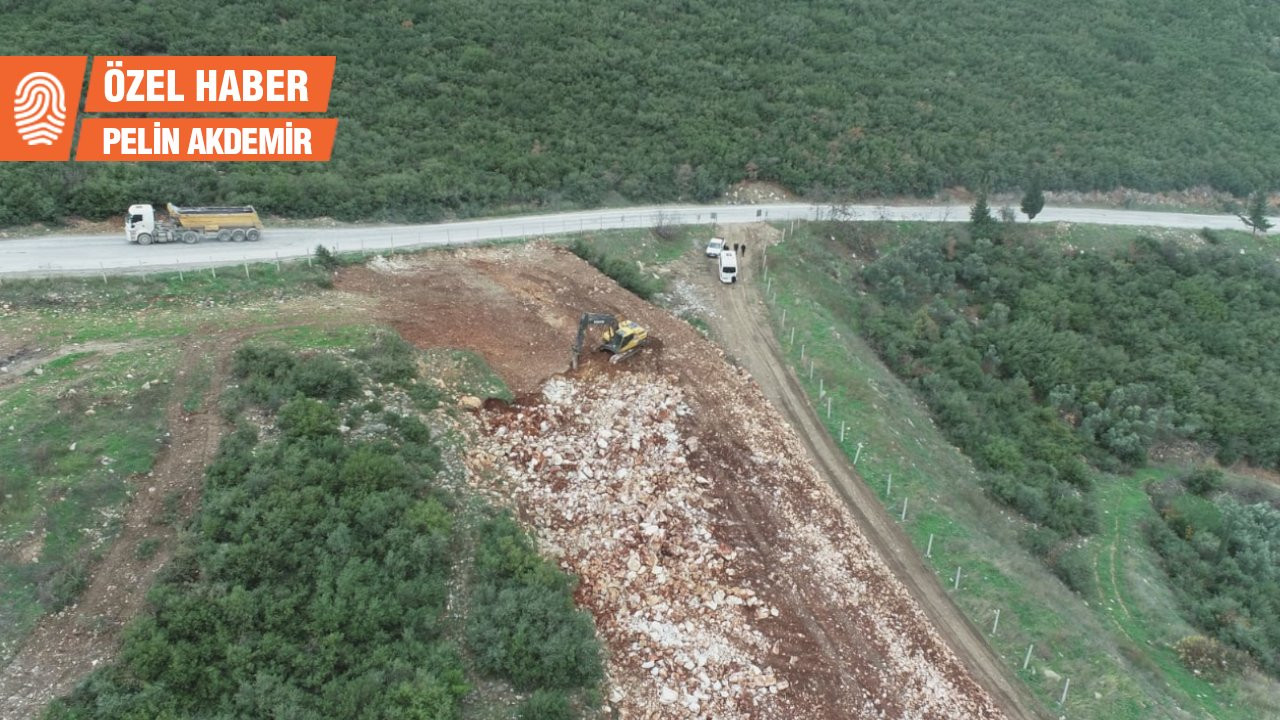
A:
338;242;1016;718
0;332;230;719
689;224;1048;719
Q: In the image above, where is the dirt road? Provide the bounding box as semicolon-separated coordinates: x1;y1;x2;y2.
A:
693;225;1049;719
0;335;229;719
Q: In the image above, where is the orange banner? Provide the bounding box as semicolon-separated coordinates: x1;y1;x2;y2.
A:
0;56;87;161
84;56;334;112
76;118;338;161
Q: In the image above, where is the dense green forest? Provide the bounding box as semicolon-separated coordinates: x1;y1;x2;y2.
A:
853;224;1280;671
3;0;1280;225
47;340;601;719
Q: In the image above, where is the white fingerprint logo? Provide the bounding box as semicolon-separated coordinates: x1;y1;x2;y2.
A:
14;72;67;146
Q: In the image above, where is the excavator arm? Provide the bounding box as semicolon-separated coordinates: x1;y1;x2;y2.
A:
571;313;619;370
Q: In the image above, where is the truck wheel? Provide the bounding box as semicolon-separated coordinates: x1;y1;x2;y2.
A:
217;229;232;242
246;228;261;242
231;229;246;242
137;233;153;246
182;230;199;244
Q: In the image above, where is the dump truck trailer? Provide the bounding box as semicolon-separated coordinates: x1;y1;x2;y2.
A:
125;203;263;244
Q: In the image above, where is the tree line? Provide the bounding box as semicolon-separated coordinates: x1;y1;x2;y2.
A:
855;224;1280;599
3;0;1280;226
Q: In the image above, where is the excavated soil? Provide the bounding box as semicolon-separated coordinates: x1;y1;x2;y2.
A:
338;243;1007;719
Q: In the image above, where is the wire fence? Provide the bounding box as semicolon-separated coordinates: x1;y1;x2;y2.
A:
758;240;1077;715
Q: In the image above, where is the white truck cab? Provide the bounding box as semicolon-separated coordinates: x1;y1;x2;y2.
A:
705;237;725;257
718;249;738;283
125;204;155;243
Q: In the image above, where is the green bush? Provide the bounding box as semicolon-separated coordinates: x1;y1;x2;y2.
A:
314;244;339;270
1048;544;1096;598
518;689;576;720
357;330;419;384
569;239;663;300
1184;467;1224;496
1147;485;1280;675
290;354;360;402
468;515;603;691
277;395;341;442
48;345;601;719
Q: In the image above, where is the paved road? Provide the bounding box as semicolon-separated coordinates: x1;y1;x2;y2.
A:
1;203;1271;277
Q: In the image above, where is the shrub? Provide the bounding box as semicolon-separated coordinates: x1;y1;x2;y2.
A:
518;689;576;720
232;345;296;382
1175;635;1247;678
277;395;340;442
1184;467;1224;496
569;239;662;299
468;514;603;691
290;354;359;402
314;244;339;270
357;330;419;384
1049;544;1096;598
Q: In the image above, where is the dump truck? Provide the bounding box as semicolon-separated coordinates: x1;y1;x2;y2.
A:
125;203;263;245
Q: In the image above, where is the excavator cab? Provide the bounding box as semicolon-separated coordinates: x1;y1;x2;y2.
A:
572;313;650;369
602;320;647;355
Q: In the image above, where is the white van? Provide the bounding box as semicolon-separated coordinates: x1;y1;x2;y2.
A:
718;249;738;283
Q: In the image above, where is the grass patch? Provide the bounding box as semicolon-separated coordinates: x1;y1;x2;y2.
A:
759;220;1277;719
0;345;178;663
0;259;334;313
420;349;514;404
563;224;709;299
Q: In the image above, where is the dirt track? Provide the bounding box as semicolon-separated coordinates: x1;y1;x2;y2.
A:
339;244;1014;718
0;334;229;719
694;225;1049;720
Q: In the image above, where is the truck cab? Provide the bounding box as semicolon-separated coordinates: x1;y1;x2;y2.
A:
718;249;738;284
125;204;155;244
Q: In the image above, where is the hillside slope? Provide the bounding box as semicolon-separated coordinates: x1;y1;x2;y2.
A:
3;1;1279;225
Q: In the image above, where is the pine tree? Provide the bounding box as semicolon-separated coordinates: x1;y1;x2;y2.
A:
1239;191;1273;235
970;193;997;239
1020;179;1045;220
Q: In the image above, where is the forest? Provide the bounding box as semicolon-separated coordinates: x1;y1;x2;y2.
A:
854;225;1280;673
3;0;1280;226
46;339;601;719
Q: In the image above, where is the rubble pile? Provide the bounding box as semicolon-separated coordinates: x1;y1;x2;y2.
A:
466;373;786;719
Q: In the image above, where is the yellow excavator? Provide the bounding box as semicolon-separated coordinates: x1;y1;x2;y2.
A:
571;313;649;370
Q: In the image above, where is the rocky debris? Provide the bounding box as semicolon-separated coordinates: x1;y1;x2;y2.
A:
367;254;412;274
466;366;1004;719
467;374;786;719
457;395;483;410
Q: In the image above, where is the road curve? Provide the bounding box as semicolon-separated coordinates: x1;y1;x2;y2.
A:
1;202;1272;277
